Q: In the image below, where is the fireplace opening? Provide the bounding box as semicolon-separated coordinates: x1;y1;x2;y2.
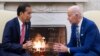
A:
29;25;67;56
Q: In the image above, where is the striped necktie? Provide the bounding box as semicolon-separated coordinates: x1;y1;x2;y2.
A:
76;26;81;47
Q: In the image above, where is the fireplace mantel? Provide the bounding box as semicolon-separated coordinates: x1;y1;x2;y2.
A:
0;0;87;12
0;0;88;2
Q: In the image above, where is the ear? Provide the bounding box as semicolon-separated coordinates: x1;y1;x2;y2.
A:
20;12;23;15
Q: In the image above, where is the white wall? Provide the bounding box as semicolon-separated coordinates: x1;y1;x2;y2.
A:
84;0;100;11
0;0;100;43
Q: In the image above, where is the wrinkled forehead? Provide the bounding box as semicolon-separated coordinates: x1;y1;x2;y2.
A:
68;9;81;16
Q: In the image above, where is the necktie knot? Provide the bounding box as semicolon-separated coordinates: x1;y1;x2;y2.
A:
71;24;78;31
22;23;25;27
73;24;78;28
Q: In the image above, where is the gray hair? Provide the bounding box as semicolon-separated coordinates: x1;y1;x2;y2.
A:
67;5;83;16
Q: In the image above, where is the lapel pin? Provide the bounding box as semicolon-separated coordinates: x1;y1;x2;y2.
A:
81;34;83;36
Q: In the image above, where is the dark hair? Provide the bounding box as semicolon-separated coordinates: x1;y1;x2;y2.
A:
17;3;31;16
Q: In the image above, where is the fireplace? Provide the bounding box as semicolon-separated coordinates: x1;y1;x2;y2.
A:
29;25;67;56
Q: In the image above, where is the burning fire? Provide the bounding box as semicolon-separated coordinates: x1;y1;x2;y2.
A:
32;37;46;52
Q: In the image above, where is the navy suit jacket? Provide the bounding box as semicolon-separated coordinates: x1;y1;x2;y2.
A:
59;17;100;56
2;17;31;54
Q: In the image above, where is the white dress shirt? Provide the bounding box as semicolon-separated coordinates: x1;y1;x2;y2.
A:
18;17;26;35
78;18;83;34
68;18;83;53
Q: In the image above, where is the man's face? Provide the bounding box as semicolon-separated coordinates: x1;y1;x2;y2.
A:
22;7;32;22
67;11;78;24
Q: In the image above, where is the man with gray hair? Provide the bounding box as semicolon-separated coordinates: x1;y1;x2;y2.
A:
53;5;100;56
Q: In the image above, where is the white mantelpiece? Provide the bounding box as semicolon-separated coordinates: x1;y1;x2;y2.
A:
0;0;88;2
3;2;85;13
0;0;87;12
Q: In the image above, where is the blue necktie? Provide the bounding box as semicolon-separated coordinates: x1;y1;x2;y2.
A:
71;24;81;47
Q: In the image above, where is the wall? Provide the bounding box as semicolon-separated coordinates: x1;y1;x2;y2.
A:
0;0;100;43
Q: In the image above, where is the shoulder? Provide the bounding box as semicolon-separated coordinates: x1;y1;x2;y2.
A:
5;17;18;27
83;17;97;27
83;17;99;32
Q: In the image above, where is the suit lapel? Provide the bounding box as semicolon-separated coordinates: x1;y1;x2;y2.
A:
14;17;30;43
14;17;20;41
25;24;28;40
25;22;30;41
80;17;86;38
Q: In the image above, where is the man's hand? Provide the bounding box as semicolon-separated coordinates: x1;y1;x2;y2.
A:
26;41;33;49
22;41;33;49
22;43;27;49
53;43;68;52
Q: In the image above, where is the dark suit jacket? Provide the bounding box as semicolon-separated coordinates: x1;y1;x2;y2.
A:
2;17;31;54
59;17;100;56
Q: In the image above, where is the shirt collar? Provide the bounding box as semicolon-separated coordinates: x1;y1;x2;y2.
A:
78;18;83;27
18;17;23;26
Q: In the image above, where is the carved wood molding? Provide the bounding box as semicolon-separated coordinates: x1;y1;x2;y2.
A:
0;0;88;2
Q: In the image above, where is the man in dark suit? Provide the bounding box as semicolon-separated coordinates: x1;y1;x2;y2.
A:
2;3;32;56
53;6;100;56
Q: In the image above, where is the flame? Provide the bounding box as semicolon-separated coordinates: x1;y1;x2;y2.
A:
33;37;46;52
